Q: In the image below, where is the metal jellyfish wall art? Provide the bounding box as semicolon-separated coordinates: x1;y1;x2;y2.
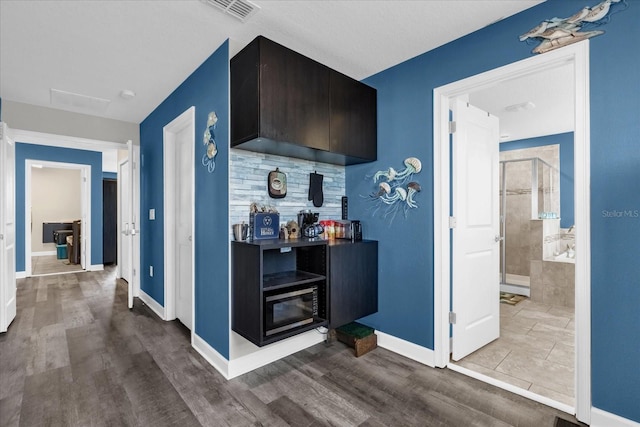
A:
202;111;219;173
520;0;627;54
365;157;423;223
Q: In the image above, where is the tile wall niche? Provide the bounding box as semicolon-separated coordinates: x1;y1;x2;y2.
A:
500;144;560;278
229;149;345;238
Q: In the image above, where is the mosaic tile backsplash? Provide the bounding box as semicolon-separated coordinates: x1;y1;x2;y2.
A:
229;149;345;238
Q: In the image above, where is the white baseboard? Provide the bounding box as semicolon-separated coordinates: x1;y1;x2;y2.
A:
193;333;230;379
32;251;56;257
375;331;435;367
88;264;104;272
16;271;26;279
228;331;325;379
138;289;165;319
591;408;640;427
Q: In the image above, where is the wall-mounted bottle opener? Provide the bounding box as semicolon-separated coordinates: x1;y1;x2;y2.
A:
268;167;287;198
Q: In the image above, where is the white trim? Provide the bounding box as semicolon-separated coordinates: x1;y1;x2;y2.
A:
116;158;126;280
16;272;26;279
228;331;325;379
162;106;195;334
591;408;640;427
193;333;230;380
138;289;166;320
32;251;57;257
448;363;573;414
88;264;104;272
25;160;90;277
375;331;435;367
433;41;591;423
12;129;128;151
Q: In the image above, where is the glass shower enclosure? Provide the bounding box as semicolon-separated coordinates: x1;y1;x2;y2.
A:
499;157;559;292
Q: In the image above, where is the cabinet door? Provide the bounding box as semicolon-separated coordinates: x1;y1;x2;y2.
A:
329;241;378;328
231;39;260;145
329;71;377;162
260;38;330;151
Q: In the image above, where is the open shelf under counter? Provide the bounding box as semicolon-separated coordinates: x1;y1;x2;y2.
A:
263;270;326;291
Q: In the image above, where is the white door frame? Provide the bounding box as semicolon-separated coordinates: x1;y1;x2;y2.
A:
25;160;90;276
117;157;128;281
12;129;130;275
433;41;591;423
163;106;195;335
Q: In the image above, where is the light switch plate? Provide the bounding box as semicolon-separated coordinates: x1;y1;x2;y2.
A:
149;208;155;220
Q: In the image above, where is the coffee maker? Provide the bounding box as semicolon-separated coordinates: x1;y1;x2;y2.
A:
298;210;320;237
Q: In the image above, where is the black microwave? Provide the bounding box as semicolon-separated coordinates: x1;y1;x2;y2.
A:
264;285;318;336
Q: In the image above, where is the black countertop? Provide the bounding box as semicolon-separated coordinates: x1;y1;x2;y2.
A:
232;237;373;250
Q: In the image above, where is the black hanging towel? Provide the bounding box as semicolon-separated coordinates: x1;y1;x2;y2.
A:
308;171;324;207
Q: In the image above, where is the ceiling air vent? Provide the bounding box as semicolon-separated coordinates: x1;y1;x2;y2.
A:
201;0;260;22
50;88;111;114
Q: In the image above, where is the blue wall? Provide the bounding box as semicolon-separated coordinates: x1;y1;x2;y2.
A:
15;143;103;270
500;133;574;228
346;0;639;421
139;41;230;358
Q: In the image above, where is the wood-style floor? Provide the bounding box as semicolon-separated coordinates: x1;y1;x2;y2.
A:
0;267;584;426
31;254;83;275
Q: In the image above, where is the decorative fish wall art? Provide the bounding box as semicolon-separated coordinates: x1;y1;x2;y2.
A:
520;0;627;54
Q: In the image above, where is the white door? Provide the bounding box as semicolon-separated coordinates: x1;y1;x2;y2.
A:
119;159;131;284
125;141;140;309
0;123;17;332
451;99;501;361
174;126;193;330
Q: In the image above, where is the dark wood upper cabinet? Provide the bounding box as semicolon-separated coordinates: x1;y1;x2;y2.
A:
329;70;377;162
231;36;376;165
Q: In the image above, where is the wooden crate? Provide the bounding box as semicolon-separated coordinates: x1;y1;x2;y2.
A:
336;322;377;357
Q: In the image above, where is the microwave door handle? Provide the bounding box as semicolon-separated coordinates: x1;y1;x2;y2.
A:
265;288;314;302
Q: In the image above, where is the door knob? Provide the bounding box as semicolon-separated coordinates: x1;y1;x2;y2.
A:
495;235;504;242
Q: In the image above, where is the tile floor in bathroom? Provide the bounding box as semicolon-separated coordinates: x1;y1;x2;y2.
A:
452;298;575;407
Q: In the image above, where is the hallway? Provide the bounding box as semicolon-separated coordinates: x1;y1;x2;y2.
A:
0;267;582;426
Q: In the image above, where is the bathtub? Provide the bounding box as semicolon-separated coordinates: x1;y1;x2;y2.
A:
546;252;576;264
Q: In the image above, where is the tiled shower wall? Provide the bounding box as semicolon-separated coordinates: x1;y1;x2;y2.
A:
500;144;560;277
229;149;345;237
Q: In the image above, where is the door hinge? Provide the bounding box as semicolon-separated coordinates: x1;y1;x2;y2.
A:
449;121;456;134
449;216;457;229
449;312;457;324
0;233;3;240
133;268;136;276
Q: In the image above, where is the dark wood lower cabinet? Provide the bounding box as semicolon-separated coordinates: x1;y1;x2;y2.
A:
328;240;378;329
231;238;378;347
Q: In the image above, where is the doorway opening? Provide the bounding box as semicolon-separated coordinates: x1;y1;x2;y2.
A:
433;42;591;423
163;107;195;333
25;160;90;277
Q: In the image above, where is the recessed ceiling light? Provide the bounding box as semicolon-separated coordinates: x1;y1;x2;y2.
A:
504;101;535;113
120;89;136;100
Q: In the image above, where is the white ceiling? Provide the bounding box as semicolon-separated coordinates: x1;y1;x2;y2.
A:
470;62;575;142
0;0;545;125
